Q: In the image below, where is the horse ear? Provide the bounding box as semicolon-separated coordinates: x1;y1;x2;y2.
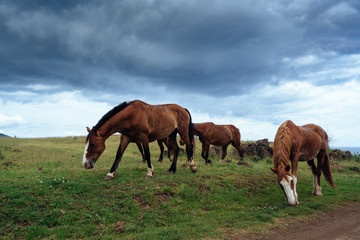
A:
86;127;91;133
270;168;278;174
285;164;291;172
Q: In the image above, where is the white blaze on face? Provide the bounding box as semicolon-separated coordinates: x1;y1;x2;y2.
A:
82;141;89;167
293;176;298;201
280;175;297;205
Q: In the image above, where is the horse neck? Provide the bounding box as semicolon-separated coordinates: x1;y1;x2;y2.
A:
96;112;128;139
273;124;292;169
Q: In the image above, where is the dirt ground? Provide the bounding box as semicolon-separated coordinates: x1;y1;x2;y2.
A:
234;203;360;240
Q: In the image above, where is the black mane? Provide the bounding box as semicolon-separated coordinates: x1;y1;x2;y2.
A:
93;101;133;130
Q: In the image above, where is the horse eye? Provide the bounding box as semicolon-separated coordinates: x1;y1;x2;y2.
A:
90;143;95;147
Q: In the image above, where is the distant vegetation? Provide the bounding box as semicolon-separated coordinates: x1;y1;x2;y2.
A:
0;136;359;239
0;133;11;138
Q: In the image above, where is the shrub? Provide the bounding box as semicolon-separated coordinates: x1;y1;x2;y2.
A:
251;156;261;162
353;153;360;163
349;166;360;172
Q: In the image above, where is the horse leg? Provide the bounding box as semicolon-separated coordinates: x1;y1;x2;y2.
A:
105;135;130;180
231;140;244;161
164;138;172;161
167;131;179;174
157;140;164;162
177;127;196;173
141;138;154;178
315;152;326;196
290;155;299;205
136;140;146;163
308;159;322;196
202;142;211;164
220;144;229;163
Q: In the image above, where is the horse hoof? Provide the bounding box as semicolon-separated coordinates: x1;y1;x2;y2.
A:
146;168;154;178
167;170;175;174
105;172;115;180
189;162;197;173
219;160;224;163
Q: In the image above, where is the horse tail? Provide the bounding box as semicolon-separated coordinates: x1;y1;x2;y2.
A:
322;150;336;190
231;125;244;158
273;122;292;168
185;108;195;157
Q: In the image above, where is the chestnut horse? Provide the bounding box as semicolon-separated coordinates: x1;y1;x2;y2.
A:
271;120;336;206
82;100;196;180
193;122;244;164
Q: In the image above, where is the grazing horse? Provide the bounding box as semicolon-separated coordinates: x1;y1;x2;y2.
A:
270;120;336;206
192;122;244;164
82;100;196;180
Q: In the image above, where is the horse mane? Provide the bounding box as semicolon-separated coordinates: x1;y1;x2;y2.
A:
273;122;292;169
93;101;134;131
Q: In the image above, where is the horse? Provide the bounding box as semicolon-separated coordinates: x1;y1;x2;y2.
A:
270;120;336;206
82;100;196;180
192;122;244;164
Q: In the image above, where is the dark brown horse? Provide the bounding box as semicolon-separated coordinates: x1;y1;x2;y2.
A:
192;122;244;164
271;120;336;206
82;100;196;180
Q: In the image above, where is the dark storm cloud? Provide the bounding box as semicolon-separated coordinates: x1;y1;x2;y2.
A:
0;0;359;96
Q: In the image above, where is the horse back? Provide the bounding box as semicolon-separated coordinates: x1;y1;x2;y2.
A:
194;122;234;145
296;123;328;161
124;101;189;141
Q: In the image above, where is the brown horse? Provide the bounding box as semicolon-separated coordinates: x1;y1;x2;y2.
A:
82;100;196;180
192;122;244;164
270;120;336;206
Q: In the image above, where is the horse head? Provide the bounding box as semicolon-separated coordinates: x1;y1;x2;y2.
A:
82;127;106;170
271;164;298;206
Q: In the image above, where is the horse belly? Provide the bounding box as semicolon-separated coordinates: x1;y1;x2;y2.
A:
298;150;319;162
211;134;231;146
147;111;177;142
148;126;176;142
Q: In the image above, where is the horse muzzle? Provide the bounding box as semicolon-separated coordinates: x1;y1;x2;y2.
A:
287;201;299;207
83;160;94;170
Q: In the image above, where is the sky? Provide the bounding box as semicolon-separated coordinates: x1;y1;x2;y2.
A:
1;0;360;147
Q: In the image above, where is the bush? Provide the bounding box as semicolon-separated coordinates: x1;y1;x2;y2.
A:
251;156;261;162
353;154;360;163
349;166;360;172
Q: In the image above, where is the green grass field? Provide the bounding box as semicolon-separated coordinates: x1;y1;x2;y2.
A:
1;136;359;239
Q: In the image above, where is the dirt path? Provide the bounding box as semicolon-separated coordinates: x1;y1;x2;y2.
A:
235;203;360;240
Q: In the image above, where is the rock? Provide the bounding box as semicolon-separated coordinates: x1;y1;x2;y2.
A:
233;139;273;159
329;149;352;160
209;146;222;157
208;139;273;160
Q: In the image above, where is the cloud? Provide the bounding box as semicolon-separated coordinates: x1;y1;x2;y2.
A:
0;0;359;146
0;0;333;95
0;113;25;127
0;91;112;137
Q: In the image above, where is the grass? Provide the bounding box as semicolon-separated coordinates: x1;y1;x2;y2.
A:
0;136;359;239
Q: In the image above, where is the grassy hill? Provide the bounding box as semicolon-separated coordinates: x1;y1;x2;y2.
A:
0;133;11;138
0;136;359;239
